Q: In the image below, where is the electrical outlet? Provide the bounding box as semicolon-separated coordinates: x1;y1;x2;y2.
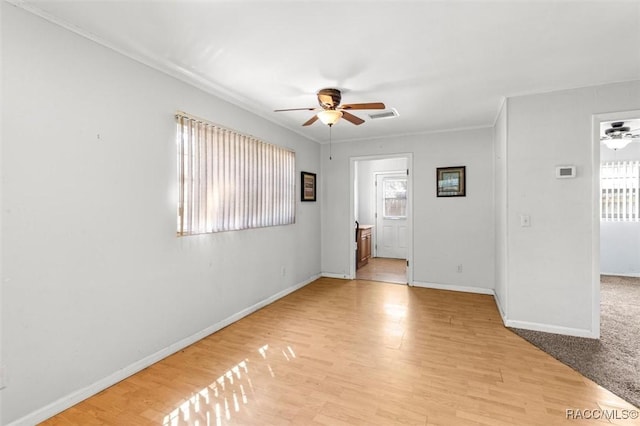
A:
457;264;463;273
281;266;286;277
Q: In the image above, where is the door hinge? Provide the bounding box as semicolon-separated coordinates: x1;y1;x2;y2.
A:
406;169;409;176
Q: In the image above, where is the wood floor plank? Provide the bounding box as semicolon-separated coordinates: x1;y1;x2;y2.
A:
356;257;407;284
40;278;639;425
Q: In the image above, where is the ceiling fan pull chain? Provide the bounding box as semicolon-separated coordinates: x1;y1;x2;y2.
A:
329;125;333;160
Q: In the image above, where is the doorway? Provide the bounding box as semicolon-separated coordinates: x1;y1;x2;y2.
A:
350;154;413;284
592;109;640;338
375;173;408;259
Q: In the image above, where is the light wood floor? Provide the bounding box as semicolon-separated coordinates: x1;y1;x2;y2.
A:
356;257;407;284
42;278;638;425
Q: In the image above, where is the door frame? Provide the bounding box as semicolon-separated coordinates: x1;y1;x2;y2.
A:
349;153;413;284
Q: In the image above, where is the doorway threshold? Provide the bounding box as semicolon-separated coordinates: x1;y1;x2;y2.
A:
356;257;407;284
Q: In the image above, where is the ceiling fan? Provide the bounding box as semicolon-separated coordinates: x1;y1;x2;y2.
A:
274;88;386;127
601;121;640;150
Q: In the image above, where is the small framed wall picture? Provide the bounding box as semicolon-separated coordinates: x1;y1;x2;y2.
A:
301;171;317;202
436;166;466;197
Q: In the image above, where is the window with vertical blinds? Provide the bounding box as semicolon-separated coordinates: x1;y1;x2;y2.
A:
176;112;295;236
601;160;639;222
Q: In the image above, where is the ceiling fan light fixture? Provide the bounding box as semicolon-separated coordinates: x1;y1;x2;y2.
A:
317;110;343;126
603;137;633;150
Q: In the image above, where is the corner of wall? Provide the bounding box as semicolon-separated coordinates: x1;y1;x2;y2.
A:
0;0;4;419
493;291;507;325
0;0;6;422
493;96;509;322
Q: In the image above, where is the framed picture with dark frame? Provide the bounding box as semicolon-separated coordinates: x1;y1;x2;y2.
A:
301;171;317;202
436;166;466;197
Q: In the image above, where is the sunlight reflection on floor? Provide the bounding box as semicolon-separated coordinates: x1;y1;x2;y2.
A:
162;344;297;426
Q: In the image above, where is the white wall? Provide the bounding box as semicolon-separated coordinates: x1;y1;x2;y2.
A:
321;128;495;291
505;81;640;336
1;5;320;424
494;100;508;317
600;142;640;276
356;160;374;226
600;222;640;276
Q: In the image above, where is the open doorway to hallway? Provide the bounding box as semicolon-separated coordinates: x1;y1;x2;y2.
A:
352;155;411;284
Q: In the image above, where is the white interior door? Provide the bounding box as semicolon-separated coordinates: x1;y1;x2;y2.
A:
375;174;408;259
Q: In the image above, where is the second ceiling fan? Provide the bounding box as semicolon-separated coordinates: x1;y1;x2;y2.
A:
274;88;385;126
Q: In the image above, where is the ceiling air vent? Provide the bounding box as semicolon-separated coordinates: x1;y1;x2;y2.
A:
368;108;399;120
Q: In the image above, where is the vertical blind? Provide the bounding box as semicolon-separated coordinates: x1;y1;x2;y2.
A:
601;160;639;222
176;112;295;236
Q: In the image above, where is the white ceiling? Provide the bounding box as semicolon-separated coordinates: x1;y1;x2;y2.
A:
14;0;640;143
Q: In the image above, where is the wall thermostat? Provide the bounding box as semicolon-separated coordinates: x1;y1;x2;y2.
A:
555;166;576;178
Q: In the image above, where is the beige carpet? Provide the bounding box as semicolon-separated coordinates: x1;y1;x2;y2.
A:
511;275;640;409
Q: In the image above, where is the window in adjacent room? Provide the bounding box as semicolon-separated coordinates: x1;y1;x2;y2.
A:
601;160;639;222
383;177;407;219
176;112;295;236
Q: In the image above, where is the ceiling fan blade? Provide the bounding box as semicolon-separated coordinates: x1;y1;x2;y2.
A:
342;111;365;125
339;102;386;110
302;115;319;126
274;107;318;112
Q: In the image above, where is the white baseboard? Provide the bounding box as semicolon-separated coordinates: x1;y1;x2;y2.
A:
411;280;495;295
493;291;507;322
321;272;351;280
411;282;597;338
600;272;640;278
505;319;596;338
8;274;320;426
